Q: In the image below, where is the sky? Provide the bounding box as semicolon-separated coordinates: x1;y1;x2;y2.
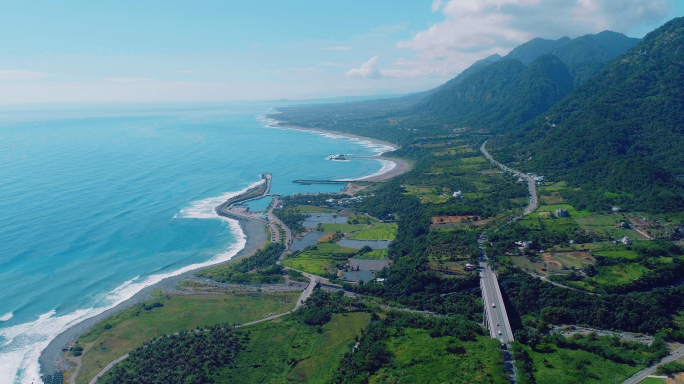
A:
0;0;682;104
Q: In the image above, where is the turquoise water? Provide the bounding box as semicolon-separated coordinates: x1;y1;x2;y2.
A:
0;102;393;383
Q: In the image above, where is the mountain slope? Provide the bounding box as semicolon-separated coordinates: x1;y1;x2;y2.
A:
492;17;684;212
505;36;572;65
551;31;640;86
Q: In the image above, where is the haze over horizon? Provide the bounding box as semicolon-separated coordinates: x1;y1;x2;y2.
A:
1;0;682;104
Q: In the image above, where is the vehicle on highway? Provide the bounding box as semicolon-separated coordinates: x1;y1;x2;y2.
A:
498;331;502;335
492;303;496;308
497;323;499;326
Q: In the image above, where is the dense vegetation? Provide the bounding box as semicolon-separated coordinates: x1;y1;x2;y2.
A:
197;243;285;284
100;325;247;384
333;312;507;384
491;17;684;213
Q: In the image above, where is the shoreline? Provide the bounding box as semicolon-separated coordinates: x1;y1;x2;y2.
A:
259;115;412;182
39;115;412;380
38;217;268;377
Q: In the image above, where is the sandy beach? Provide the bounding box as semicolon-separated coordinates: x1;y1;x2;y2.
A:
262;116;413;182
39;218;268;377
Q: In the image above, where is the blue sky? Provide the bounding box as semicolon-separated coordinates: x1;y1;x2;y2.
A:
0;0;681;103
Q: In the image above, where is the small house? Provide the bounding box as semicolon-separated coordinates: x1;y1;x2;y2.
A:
259;214;269;221
621;236;632;245
453;190;463;198
612;206;621;213
465;263;475;271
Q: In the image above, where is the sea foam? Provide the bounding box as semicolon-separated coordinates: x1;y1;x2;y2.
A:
0;183;256;384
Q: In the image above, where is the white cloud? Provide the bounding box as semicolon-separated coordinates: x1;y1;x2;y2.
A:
0;70;50;81
326;45;351;51
386;0;669;79
346;56;381;79
178;70;194;74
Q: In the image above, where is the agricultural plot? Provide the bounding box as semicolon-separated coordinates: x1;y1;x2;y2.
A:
74;291;300;384
432;145;478;157
403;185;451;204
368;329;507;384
348;223;397;240
532;204;591;218
589;263;651;287
282;242;357;276
521;343;641;384
510;252;594;277
218;312;371;384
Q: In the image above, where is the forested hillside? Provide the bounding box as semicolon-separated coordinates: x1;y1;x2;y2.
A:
490;17;684;213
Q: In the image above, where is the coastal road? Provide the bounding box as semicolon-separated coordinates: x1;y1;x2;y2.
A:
622;345;684;384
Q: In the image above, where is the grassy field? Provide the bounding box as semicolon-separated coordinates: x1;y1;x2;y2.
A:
75;291;300;384
589;263;651;287
433;145;478;157
319;223;369;233
356;249;388;260
296;205;336;213
349;223;397;240
523;343;642;384
368;328;507;384
403;185;450;204
215;312;371;383
531;204;592;218
282;242;357;275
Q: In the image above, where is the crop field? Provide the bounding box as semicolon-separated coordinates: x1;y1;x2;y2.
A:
592;247;640;260
355;249;388;260
403;185;451;204
532;204;592;218
537;181;568;193
433;145;478;157
349;223;397;240
318;223;369;233
589;263;651;287
217;312;370;384
522;343;641;384
296;205;336;213
368;328;507;384
540;192;566;205
74;291;300;384
282;242;356;275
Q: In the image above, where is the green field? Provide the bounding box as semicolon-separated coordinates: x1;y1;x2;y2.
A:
319;223;369;233
215;312;371;383
296;205;336;213
592;247;640;260
349;223;397;240
531;204;592;218
282;242;357;276
523;343;642;384
590;263;651;287
368;328;507;384
75;291;300;384
355;249;388;260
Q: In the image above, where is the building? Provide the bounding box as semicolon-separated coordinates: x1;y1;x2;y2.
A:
453;190;463;198
259;214;269;221
612;206;621;212
555;209;569;218
621;236;632;245
465;263;475;271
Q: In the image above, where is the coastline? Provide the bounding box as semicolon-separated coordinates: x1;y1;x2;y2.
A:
39;115;412;380
39;217;268;377
259;115;412;182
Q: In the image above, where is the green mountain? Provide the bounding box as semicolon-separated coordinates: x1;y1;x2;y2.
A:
492;17;684;213
505;36;572;65
417;54;574;131
551;31;641;86
415;31;638;132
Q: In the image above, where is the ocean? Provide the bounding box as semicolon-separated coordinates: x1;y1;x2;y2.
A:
0;102;393;384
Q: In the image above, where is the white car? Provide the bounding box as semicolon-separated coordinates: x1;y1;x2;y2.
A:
492;303;496;308
498;331;502;335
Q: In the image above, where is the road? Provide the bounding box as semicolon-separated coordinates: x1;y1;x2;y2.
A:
479;236;515;344
622;345;684;384
481;141;538;215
